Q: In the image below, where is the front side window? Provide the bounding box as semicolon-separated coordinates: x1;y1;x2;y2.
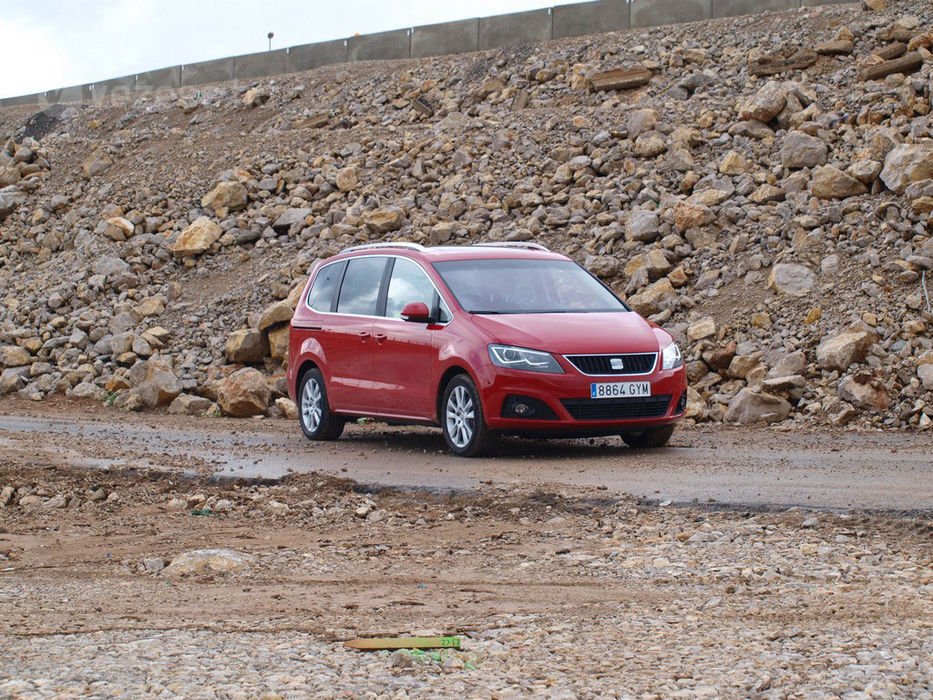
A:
385;258;438;319
306;260;346;311
336;256;386;316
434;258;627;314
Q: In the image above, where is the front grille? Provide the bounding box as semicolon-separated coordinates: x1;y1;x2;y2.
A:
565;352;657;376
561;395;672;421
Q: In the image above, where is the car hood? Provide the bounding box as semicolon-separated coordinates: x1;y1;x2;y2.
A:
469;311;664;354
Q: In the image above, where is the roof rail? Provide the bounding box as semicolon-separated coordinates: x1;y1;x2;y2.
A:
341;241;426;254
473;241;550;252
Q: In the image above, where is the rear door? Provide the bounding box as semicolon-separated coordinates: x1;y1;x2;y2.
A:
325;255;389;412
370;257;448;418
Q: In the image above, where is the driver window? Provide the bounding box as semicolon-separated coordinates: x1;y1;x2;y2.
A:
385;258;437;319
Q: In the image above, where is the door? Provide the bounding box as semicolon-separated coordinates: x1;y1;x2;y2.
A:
324;256;387;412
370;257;448;418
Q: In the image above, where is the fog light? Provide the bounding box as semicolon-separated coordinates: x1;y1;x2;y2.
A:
513;402;532;416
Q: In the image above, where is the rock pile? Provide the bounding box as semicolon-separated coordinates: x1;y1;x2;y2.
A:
0;0;930;428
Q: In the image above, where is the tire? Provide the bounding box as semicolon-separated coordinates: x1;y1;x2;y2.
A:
441;374;498;457
298;368;345;441
621;424;675;449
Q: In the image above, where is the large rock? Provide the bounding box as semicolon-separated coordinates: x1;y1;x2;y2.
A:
626;211;660;242
768;263;816;297
837;376;889;411
0;165;20;187
272;208;312;232
168;394;214;416
164;548;256;576
225;329;269;363
0;345;31;368
816;330;876;371
781;131;828;169
363;207;405;233
257;301;293;332
127;359;181;407
0;368;27;395
201;181;248;215
810;165;868;199
335;166;359;192
627;278;676;316
81;149;113;178
102;217;135;242
725;388;791;424
268;325;290;362
218;367;270;417
0;186;26;219
171;217;222;257
879;143;933;193
737;81;788;122
673;200;715;231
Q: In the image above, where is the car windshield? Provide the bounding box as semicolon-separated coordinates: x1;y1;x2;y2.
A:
433;258;627;314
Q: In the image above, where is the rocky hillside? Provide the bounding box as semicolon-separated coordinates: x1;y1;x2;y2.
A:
0;0;931;430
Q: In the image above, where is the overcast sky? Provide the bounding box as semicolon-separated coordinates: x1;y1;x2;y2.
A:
0;0;569;98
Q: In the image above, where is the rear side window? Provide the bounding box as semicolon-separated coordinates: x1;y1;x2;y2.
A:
336;257;387;316
385;258;437;318
306;261;346;311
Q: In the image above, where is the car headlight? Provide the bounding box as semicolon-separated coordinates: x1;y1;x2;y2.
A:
489;345;564;373
661;342;682;370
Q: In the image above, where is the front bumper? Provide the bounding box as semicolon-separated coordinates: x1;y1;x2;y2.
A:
474;362;688;436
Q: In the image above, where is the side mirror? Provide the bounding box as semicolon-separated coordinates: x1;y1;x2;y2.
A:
400;301;434;323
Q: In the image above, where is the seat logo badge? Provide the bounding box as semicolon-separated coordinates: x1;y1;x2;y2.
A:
610;357;624;370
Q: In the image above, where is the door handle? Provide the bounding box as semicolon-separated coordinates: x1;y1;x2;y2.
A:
373;333;387;344
358;331;371;341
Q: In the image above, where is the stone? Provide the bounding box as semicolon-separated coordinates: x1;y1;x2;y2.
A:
164;548;256;576
626;211;660;242
0;187;26;219
135;297;165;318
127;359;181;408
673;200;715;231
272;208;312;232
81;149;113;178
687;317;717;341
810;165;868;199
171;217;222;257
725;388;791;424
243;88;270;107
268;325;290;362
768;351;807;378
627;278;676;316
816;331;876;371
201;181;248;215
225;329;269;363
879;143;933;193
275;397;298;420
838;376;889;411
168;394;213;415
218;367;270;417
918;364;933;390
257;301;293;332
781;132;828;169
0;345;31;367
719;151;751;175
102;217;135;241
847;159;882;184
634;132;667;158
0;369;26;395
335;166;359;192
363;207;405;233
768;263;816;297
0;165;20;187
738;81;787;122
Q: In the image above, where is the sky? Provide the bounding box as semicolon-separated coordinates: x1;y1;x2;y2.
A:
0;0;566;98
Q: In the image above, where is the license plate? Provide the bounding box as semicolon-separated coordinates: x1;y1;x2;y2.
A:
590;381;651;399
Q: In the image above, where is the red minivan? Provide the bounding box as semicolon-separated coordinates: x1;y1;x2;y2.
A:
287;242;687;456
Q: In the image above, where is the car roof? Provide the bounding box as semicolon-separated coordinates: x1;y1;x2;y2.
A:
333;242;569;263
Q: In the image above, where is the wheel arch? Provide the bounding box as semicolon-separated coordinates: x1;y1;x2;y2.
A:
435;364;474;423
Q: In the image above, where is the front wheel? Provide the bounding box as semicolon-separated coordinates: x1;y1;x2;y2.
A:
621;424;675;449
298;368;345;441
442;374;497;457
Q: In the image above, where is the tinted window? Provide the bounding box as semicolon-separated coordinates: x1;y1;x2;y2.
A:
306;261;346;311
434;259;626;314
385;258;437;319
336;257;386;316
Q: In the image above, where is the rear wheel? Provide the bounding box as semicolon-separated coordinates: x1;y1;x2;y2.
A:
298;368;344;441
442;374;497;457
621;424;675;449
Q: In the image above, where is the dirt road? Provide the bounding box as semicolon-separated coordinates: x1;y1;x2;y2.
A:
0;402;930;511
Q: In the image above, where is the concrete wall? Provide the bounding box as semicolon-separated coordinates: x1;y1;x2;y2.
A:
553;0;629;39
479;8;553;50
713;0;798;17
180;58;235;88
1;0;857;107
349;29;410;62
288;39;348;72
411;19;479;58
631;0;712;27
234;49;289;80
136;66;181;91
